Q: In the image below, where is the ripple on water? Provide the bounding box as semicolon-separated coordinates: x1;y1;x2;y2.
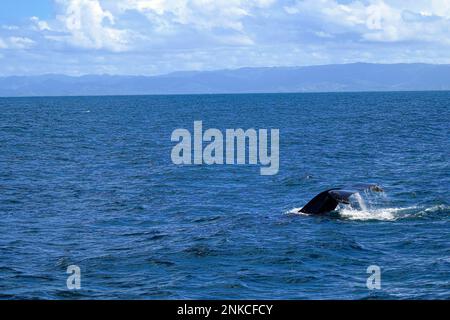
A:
0;93;449;299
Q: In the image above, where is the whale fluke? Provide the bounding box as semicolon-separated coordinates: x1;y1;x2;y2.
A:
299;183;383;215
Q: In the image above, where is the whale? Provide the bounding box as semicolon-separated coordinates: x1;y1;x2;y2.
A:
299;183;383;215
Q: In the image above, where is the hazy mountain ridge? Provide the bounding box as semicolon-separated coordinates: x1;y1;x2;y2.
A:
2;63;450;97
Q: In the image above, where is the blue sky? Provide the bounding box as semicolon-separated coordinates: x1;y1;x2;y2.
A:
0;0;53;23
1;0;450;76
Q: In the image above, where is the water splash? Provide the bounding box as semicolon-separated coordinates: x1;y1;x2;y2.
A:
287;205;418;221
287;189;421;221
287;207;303;215
424;204;449;213
352;192;368;211
286;188;449;221
339;206;400;221
338;188;417;220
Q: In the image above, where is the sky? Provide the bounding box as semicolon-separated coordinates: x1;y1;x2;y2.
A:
1;0;450;76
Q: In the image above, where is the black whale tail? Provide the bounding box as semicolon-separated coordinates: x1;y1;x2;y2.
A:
299;183;383;215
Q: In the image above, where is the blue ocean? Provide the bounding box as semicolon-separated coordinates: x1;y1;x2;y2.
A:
0;92;449;299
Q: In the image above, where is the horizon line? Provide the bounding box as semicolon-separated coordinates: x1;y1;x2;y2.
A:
2;89;450;99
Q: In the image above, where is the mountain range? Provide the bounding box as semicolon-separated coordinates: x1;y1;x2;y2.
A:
2;63;450;97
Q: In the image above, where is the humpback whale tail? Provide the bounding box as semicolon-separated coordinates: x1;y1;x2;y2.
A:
299;183;383;215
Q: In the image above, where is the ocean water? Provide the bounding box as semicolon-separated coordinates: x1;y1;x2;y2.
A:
0;92;449;300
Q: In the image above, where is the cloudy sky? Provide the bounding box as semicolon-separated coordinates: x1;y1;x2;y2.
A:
1;0;450;75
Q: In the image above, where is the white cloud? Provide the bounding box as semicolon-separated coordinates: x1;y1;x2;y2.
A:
285;0;450;43
36;0;275;51
48;0;130;51
31;16;51;31
9;37;36;49
214;33;255;45
116;0;275;31
4;0;450;75
2;25;19;30
0;37;36;49
315;31;333;38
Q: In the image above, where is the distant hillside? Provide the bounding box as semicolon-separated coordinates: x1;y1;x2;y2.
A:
2;63;450;97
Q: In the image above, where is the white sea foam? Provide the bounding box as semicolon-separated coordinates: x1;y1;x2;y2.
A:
287;205;418;221
423;204;449;212
286;207;303;215
337;206;414;221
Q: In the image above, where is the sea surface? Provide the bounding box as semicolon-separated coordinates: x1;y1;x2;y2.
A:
0;92;449;299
